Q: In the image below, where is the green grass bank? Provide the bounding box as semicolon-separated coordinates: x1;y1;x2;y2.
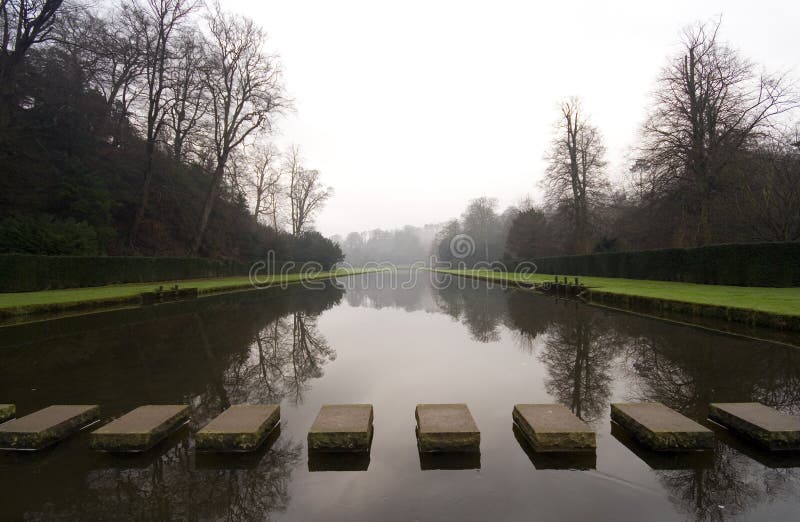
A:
437;269;800;332
0;269;365;323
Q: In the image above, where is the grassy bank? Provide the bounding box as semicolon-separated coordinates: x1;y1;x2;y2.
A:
0;269;366;322
436;269;800;324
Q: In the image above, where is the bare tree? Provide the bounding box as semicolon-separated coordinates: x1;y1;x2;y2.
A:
461;196;500;262
189;3;286;255
285;145;331;236
129;0;195;246
166;27;206;162
736;132;800;241
57;4;145;143
0;0;65;127
636;19;797;244
542;98;608;253
248;141;282;227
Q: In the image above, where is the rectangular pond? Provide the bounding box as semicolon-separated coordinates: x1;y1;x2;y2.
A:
1;272;799;520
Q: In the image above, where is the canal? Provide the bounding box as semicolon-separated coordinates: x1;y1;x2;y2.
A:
1;272;799;520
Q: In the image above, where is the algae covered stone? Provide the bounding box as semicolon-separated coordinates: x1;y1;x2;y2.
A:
0;404;15;424
709;402;800;451
196;404;280;452
0;405;100;450
611;402;713;451
416;403;480;453
308;404;373;452
513;404;595;452
90;404;189;452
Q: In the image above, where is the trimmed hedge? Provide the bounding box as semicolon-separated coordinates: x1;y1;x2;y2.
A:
529;242;800;287
0;254;250;292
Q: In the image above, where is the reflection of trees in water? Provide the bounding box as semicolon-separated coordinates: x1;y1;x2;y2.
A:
436;285;621;421
5;285;338;520
656;443;800;521
621;327;800;419
197;310;336;411
502;291;800;519
433;282;508;342
192;298;339;421
615;320;800;518
30;437;303;520
504;290;558;354
343;272;439;312
537;304;622;423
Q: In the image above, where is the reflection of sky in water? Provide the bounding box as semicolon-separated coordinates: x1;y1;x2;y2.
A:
1;273;799;520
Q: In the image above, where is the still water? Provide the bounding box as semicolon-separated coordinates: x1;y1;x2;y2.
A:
1;272;799;521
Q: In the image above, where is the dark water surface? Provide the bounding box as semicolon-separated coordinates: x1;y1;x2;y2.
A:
1;273;800;521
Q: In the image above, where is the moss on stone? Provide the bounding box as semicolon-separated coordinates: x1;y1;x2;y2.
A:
0;404;14;424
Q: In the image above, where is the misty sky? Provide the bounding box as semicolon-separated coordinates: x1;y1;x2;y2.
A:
224;0;799;237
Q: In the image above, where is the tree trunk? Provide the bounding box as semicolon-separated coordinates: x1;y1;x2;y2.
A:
190;160;226;256
0;67;16;130
129;141;157;246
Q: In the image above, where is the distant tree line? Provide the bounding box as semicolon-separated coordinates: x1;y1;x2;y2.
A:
0;0;340;266
335;224;440;266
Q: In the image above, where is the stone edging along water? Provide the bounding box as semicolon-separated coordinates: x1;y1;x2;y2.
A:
0;272;356;326
440;270;800;333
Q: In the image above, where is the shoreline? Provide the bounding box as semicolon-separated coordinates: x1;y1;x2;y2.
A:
436;269;800;335
0;271;367;326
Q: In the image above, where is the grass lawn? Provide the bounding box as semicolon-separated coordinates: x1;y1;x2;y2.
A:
437;269;800;317
0;269;363;310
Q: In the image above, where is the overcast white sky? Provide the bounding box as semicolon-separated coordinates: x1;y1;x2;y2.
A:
223;0;799;237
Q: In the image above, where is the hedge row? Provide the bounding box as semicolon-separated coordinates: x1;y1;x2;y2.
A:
0;254;250;292
528;242;800;287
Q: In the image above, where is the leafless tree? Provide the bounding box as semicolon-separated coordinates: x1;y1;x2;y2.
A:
0;0;65;127
636;19;798;244
166;26;206;162
542;98;608;253
56;4;145;143
247;141;282;227
461;196;501;261
736;131;800;241
129;0;195;246
189;2;287;255
285;145;331;236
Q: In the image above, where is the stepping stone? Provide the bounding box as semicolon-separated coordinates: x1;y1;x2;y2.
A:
610;422;713;470
709;402;800;451
196;404;280;452
611;402;713;451
0;404;14;424
90;405;189;452
416;403;480;453
196;426;283;470
308;404;373;452
0;405;100;450
513;404;595;452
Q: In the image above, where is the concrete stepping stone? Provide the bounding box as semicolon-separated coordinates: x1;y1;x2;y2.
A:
0;404;15;424
513;425;596;470
196;426;283;470
196;404;280;452
611;402;714;451
0;405;100;450
709;402;800;451
513;404;595;452
90;405;189;452
610;422;714;470
307;404;373;452
416;403;480;453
